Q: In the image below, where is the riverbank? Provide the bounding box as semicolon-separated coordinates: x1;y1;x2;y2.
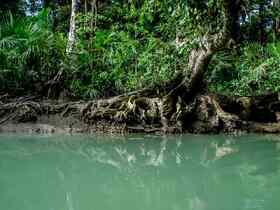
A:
0;93;280;134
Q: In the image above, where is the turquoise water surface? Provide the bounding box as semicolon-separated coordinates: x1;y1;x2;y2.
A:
0;134;280;210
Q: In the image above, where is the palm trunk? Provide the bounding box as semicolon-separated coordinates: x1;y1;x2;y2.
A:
66;0;78;54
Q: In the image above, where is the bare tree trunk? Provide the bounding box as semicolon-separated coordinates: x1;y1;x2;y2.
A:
66;0;78;54
90;0;97;31
84;0;88;13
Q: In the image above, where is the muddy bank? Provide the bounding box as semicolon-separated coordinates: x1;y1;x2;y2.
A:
0;93;280;134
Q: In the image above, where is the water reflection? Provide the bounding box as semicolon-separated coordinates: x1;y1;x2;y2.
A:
0;134;279;210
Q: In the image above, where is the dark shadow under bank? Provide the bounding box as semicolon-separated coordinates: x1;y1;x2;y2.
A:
0;93;280;135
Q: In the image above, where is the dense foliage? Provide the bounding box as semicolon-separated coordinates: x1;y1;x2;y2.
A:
208;41;280;95
0;0;280;98
0;10;67;95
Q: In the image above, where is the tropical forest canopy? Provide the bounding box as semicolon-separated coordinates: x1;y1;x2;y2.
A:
0;0;280;98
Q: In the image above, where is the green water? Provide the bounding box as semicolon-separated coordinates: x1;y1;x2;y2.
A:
0;134;280;210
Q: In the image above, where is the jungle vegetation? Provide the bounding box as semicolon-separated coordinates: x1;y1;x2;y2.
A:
0;0;280;99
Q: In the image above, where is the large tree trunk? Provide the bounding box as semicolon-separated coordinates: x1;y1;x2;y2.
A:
66;0;78;54
178;0;241;98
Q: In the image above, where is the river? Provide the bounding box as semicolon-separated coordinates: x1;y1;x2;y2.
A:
0;134;280;210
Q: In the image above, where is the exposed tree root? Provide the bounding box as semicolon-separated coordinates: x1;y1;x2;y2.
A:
1;91;279;134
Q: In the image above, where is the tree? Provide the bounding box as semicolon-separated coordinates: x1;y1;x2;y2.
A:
82;0;245;133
